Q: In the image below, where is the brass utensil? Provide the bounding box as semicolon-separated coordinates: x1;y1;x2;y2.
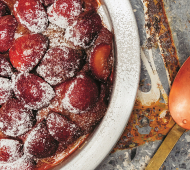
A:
145;56;190;170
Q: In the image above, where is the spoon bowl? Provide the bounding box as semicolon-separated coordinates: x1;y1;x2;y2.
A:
169;56;190;129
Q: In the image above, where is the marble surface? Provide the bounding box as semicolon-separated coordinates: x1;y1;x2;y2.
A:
97;0;190;169
97;131;190;170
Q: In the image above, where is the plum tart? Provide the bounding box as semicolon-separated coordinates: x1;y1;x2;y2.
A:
0;0;114;169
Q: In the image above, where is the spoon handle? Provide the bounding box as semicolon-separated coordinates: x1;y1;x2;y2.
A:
145;123;186;170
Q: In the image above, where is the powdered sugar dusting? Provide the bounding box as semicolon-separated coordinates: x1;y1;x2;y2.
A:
65;11;102;48
72;1;81;16
46;112;80;143
0;30;7;39
64;21;81;45
23;49;32;56
0;139;23;164
36;46;85;86
24;122;41;155
14;0;48;33
37;64;63;85
14;32;23;39
13;73;55;110
0;15;18;53
29;81;55;109
0;0;113;168
62;74;84;114
23;121;58;158
0;77;12;105
36;107;50;122
9;33;48;72
64;21;91;48
48;4;69;29
0;99;35;137
0;57;13;77
2;109;32;137
43;23;70;48
0;155;34;170
47;113;65;137
47;0;82;29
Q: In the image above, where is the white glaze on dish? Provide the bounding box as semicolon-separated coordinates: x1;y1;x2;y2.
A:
54;0;140;169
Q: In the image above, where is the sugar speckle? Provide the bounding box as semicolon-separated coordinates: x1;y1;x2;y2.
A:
14;0;48;33
0;139;23;164
47;0;82;29
0;77;12;105
13;73;55;110
62;75;85;114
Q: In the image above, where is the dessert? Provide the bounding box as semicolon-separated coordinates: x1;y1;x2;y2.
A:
65;10;102;48
90;43;112;82
0;0;114;169
0;77;12;105
0;15;18;53
46;112;81;144
24;121;59;158
9;33;48;72
13;0;48;33
0;98;35;137
13;73;55;110
36;46;86;86
0;139;23;163
47;0;82;29
0;54;13;77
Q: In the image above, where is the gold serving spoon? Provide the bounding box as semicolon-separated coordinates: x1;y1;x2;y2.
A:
145;56;190;170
